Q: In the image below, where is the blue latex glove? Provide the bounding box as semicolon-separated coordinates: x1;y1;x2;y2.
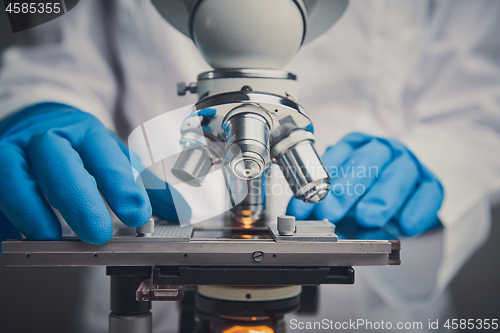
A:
287;132;444;237
0;103;186;247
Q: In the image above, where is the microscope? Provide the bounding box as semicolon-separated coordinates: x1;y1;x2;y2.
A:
159;0;348;225
2;1;401;332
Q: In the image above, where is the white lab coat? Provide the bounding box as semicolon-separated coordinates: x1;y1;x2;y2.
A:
0;0;499;332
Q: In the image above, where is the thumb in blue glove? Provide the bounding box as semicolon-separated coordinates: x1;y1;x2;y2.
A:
0;103;171;246
287;132;444;237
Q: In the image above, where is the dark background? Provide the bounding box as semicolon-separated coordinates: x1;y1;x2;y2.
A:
0;6;499;333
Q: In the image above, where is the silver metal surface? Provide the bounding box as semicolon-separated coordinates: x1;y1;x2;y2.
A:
195;69;299;100
273;130;330;203
2;223;391;267
198;69;297;81
269;219;338;242
136;218;155;237
277;215;296;236
120;224;194;242
179;92;311;156
252;251;264;262
295;219;336;234
224;108;271;180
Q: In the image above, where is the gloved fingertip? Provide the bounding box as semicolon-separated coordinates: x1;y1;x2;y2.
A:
82;227;113;245
286;197;315;220
355;202;388;228
399;215;440;237
399;216;421;237
69;211;114;245
120;207;153;228
116;190;153;228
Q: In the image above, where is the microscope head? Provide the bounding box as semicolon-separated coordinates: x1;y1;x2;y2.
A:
152;0;349;69
191;0;304;69
172;70;331;202
152;0;349;221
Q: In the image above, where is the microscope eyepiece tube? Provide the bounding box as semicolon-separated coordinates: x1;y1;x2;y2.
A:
223;109;271;180
273;131;330;203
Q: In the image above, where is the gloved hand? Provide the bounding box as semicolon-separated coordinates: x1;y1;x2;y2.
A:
0;102;186;247
287;132;444;236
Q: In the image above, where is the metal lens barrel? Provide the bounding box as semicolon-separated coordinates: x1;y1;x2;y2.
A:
171;146;213;187
224;109;271;180
273;131;330;203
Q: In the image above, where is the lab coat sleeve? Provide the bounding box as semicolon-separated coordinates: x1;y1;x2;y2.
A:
369;1;500;306
0;0;117;129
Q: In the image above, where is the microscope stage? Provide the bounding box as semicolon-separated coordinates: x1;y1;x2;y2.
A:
1;221;400;269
